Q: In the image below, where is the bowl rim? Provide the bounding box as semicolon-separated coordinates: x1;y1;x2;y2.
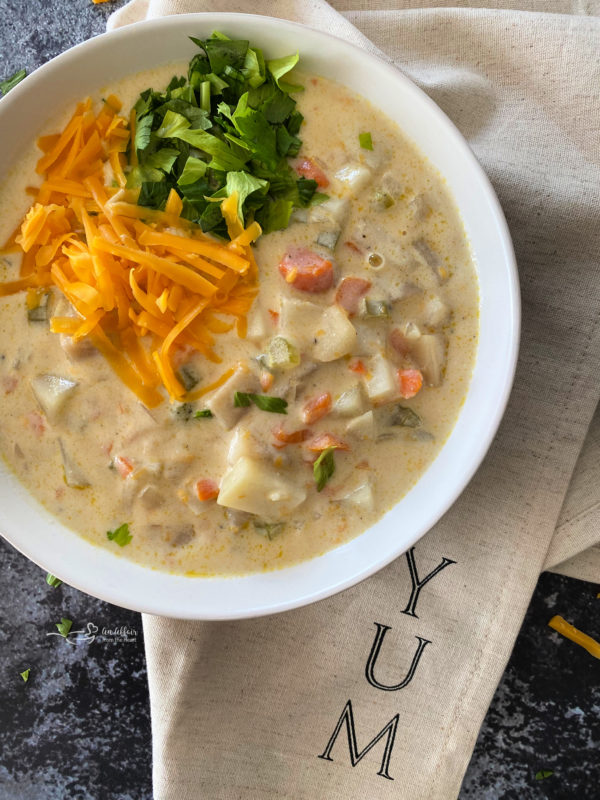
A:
0;12;520;620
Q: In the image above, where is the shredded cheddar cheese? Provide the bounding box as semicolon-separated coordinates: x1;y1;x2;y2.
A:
548;615;600;659
0;96;261;405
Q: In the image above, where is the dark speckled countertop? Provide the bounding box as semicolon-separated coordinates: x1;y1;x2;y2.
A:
0;2;599;798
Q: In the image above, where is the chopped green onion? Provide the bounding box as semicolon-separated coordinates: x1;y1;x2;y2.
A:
313;446;336;492
0;68;26;96
194;409;213;418
46;573;63;588
359;132;373;150
55;618;72;638
106;522;132;547
20;668;30;683
233;392;288;414
200;80;211;112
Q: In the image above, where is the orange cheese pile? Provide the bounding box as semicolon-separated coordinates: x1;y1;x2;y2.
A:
0;95;260;406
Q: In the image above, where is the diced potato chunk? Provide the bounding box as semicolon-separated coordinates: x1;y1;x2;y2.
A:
245;306;270;343
423;294;450;327
332;384;365;417
341;482;375;512
313;306;357;362
59;439;90;488
279;297;325;352
31;375;77;422
309;196;349;226
217;456;306;521
206;365;259;430
411;334;446;386
345;410;374;439
227;428;260;465
363;355;397;404
335;163;373;193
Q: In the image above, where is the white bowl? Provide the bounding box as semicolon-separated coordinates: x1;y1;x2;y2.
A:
0;13;519;619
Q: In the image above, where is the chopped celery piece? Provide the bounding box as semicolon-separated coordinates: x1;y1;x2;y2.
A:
372;190;394;209
389;405;422;428
316;230;340;251
27;291;50;323
253;519;285;540
266;336;300;370
362;298;390;318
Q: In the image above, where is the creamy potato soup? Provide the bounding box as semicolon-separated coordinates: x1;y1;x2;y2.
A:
0;49;478;576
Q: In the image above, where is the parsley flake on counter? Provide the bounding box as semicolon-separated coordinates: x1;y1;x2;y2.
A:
20;668;30;683
194;409;214;418
106;522;133;547
234;391;288;414
313;446;336;492
46;573;63;588
535;770;554;781
359;131;373;150
55;618;73;638
129;31;321;237
0;68;26;96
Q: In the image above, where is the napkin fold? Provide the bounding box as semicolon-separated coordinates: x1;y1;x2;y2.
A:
108;3;600;798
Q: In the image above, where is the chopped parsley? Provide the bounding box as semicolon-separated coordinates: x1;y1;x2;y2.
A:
106;522;132;547
46;573;63;588
0;68;27;96
129;32;320;237
535;770;554;781
313;446;336;492
20;668;30;683
194;409;214;418
359;131;373;150
233;391;288;414
55;618;72;638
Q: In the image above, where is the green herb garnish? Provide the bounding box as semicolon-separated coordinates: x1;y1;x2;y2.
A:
20;668;30;683
359;132;373;150
106;522;132;547
46;573;63;588
0;68;27;96
130;32;318;236
313;446;336;492
194;409;213;418
55;618;73;638
234;391;288;414
535;770;554;781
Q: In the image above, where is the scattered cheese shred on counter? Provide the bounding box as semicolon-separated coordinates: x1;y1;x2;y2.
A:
0;96;260;405
548;615;600;659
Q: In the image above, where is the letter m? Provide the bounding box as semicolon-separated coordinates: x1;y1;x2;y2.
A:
318;700;399;780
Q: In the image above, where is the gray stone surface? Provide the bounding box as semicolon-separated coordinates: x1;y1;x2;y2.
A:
0;3;599;798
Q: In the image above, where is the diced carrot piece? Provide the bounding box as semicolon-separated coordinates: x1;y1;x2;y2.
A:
272;425;311;448
335;276;371;316
294;158;329;189
397;369;423;399
390;328;412;357
302;391;332;424
307;432;350;452
279;248;334;293
345;240;362;254
25;411;46;437
348;358;366;375
114;455;134;479
195;478;219;501
260;370;274;392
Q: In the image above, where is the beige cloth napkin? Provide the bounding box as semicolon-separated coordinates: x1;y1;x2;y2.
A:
108;3;600;798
